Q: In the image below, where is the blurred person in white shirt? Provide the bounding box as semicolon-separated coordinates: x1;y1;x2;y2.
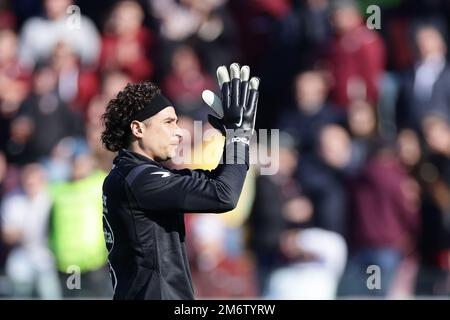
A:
1;163;61;298
18;0;100;69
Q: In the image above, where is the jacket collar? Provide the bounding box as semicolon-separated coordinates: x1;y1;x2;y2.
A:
113;149;163;168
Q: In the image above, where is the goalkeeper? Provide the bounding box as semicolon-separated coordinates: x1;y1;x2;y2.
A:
100;63;259;300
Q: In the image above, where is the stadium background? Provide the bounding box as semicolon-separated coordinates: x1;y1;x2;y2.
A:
1;0;450;299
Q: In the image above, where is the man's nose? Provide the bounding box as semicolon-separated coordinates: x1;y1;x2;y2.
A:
174;126;183;142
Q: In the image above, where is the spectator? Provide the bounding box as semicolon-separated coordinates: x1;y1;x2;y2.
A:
7;65;83;164
84;70;130;172
1;163;61;298
100;0;154;83
0;29;30;153
397;23;450;132
162;45;215;121
346;99;379;173
18;0;100;69
42;136;90;183
277;70;345;155
49;152;111;298
414;114;450;295
392;128;423;297
86;70;131;129
0;151;12;296
50;42;99;116
248;132;310;295
325;0;386;108
188;213;257;298
266;228;347;299
339;145;420;297
248;132;347;299
397;128;422;173
298;124;352;236
185;0;238;74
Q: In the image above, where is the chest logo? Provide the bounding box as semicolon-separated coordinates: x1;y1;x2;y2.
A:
150;171;171;178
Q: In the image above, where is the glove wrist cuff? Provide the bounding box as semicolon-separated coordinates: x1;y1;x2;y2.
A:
228;136;250;145
225;128;253;144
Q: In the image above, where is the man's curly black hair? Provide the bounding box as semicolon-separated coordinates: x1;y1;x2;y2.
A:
101;81;161;152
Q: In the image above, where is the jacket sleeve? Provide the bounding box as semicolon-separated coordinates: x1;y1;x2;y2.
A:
129;141;249;213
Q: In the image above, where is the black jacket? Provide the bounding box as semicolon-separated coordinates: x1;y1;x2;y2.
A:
102;142;248;299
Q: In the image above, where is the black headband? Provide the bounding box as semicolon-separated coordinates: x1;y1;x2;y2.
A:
133;93;173;121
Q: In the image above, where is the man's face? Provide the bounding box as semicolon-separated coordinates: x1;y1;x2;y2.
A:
331;7;362;35
131;107;183;162
45;0;72;20
295;72;327;113
416;27;446;60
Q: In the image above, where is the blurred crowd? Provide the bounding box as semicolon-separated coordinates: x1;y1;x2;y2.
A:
1;0;450;299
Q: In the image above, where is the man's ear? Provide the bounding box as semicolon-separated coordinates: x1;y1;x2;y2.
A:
130;120;145;138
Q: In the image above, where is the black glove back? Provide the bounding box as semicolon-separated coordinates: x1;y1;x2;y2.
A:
207;63;260;138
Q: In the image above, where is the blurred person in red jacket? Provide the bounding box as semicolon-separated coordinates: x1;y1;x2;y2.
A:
325;0;386;108
338;143;420;297
100;0;154;83
162;45;215;121
0;29;30;153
